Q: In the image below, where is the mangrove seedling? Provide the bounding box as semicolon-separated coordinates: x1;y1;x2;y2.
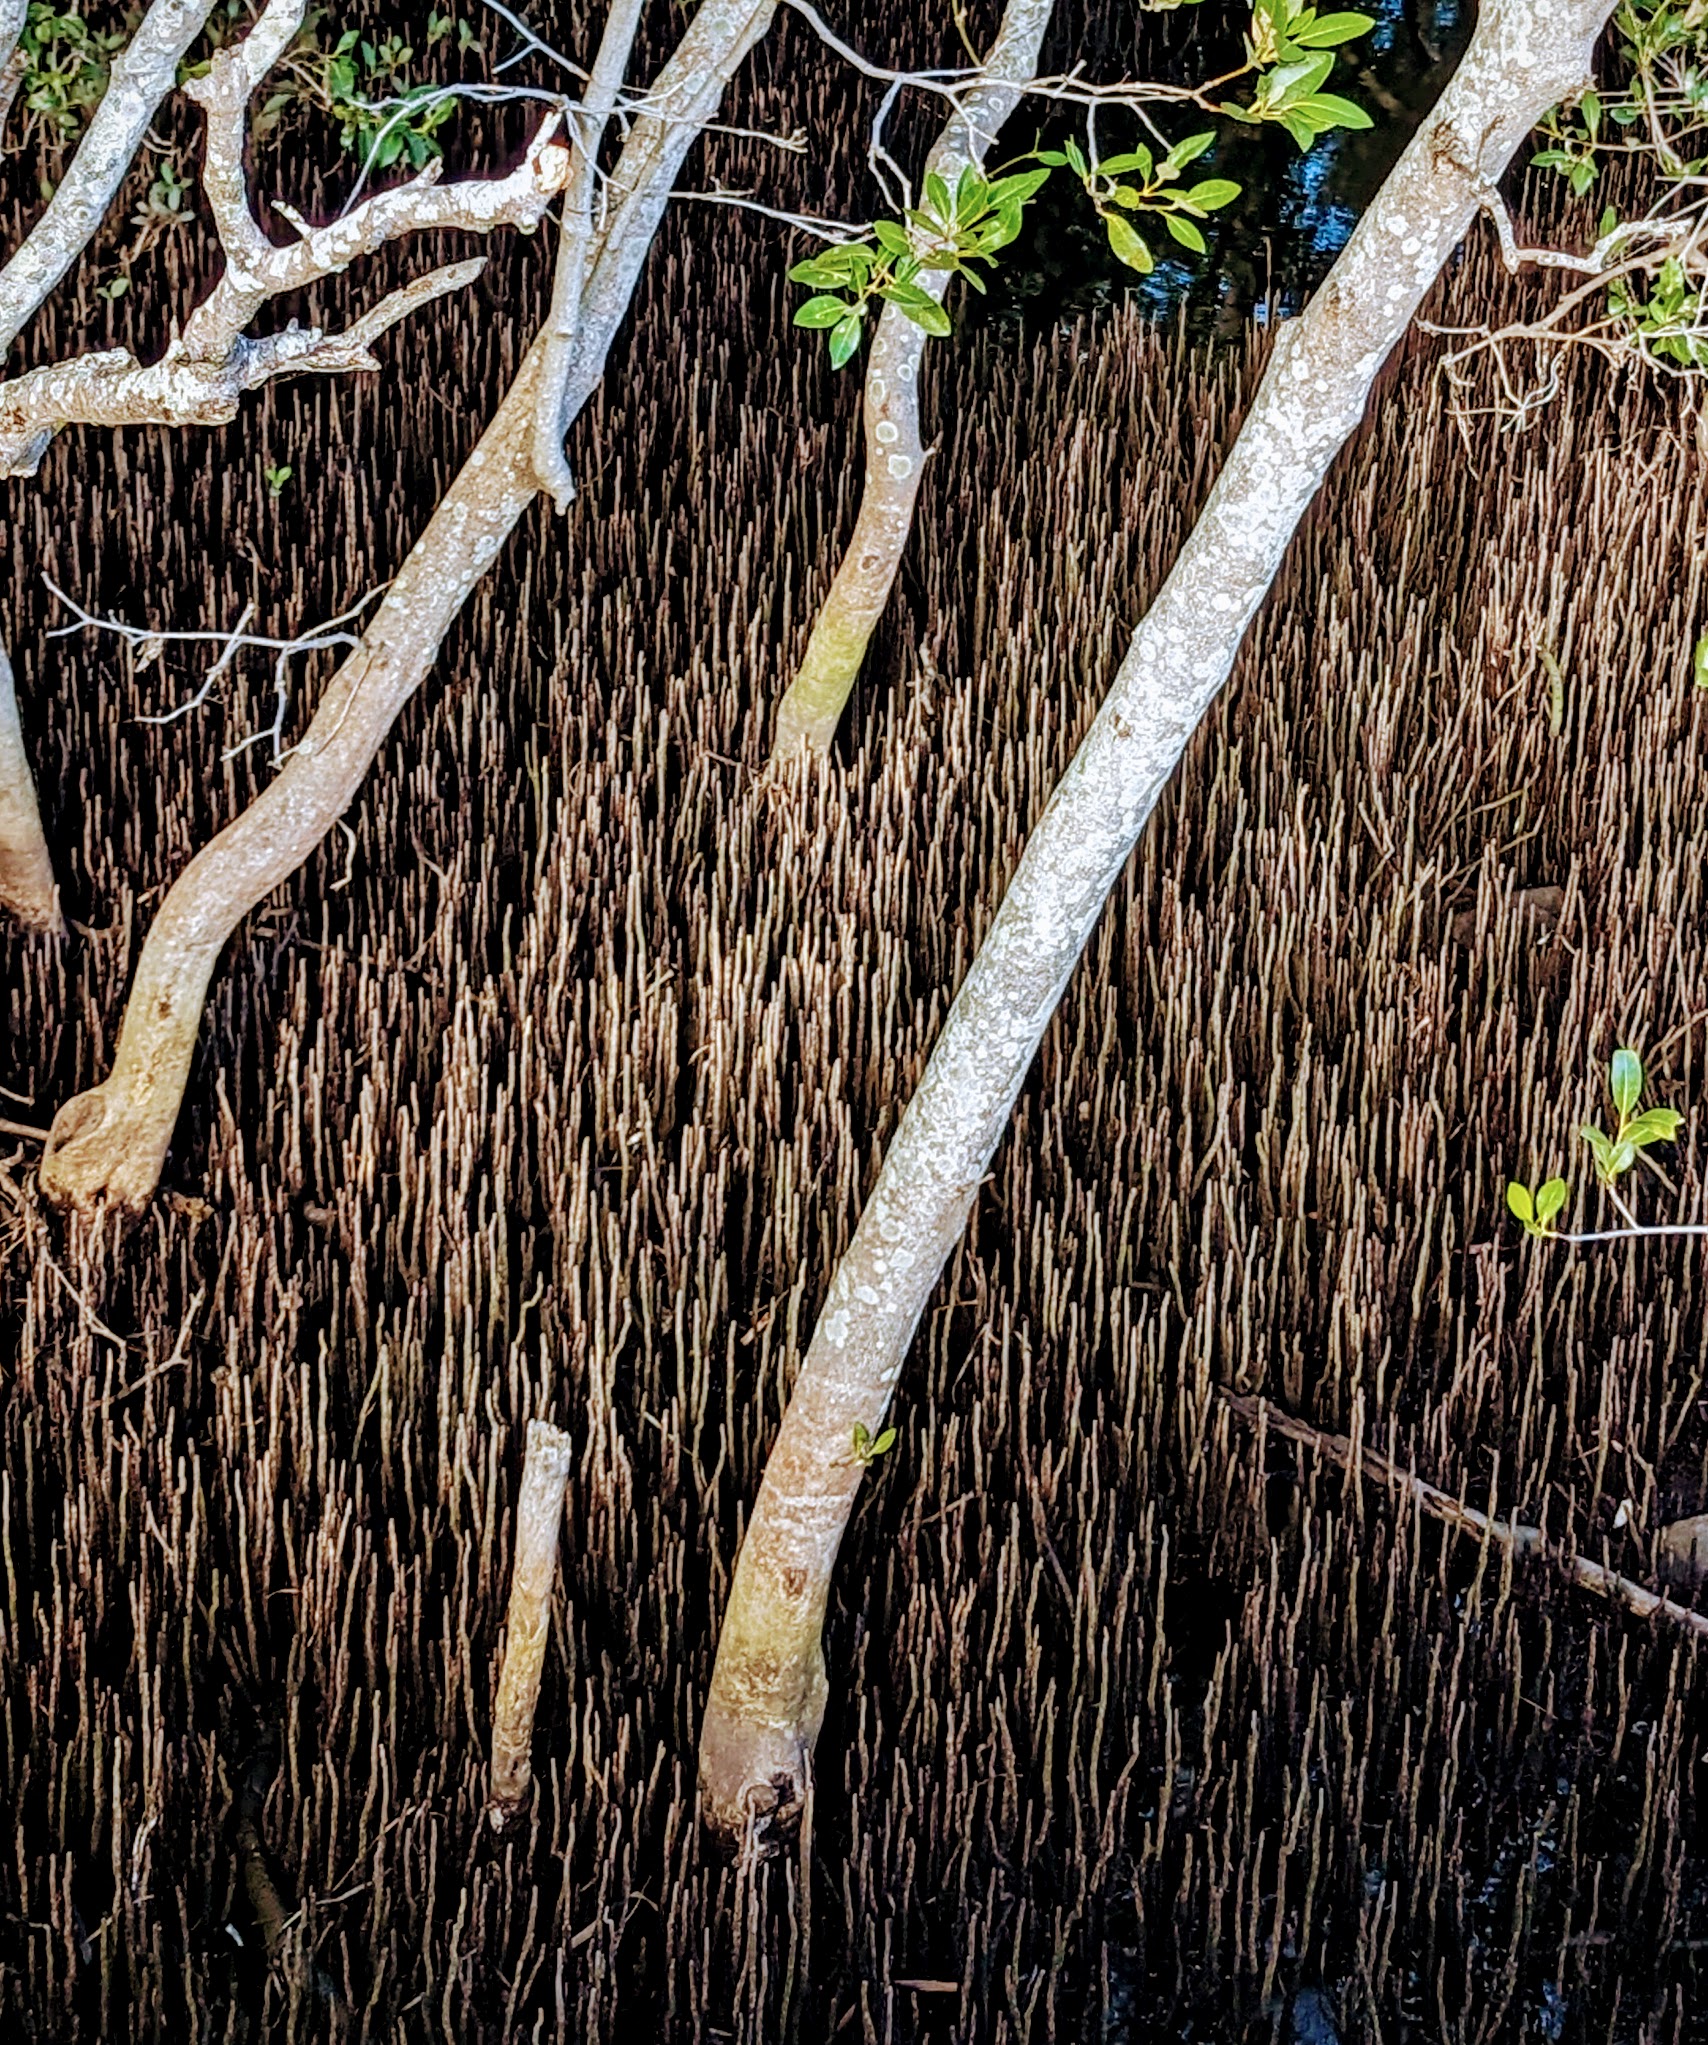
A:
1507;1045;1699;1244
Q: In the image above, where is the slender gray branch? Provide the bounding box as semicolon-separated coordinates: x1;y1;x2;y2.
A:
533;0;647;510
0;0;218;357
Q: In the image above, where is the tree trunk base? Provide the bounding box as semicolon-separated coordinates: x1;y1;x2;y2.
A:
0;834;60;932
697;1660;825;1850
40;1075;181;1214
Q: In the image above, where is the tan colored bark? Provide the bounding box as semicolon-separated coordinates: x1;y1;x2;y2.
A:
487;1421;576;1823
0;643;59;931
700;0;1618;1843
40;0;779;1214
768;0;1056;763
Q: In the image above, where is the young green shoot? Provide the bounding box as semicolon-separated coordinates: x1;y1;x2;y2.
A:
843;1421;898;1470
1507;1046;1702;1245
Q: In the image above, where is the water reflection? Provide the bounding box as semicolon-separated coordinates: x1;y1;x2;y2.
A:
982;0;1473;336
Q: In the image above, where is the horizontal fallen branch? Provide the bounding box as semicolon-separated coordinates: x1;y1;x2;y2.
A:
1218;1387;1708;1644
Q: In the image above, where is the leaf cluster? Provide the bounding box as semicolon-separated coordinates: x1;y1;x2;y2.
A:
1039;130;1238;276
1579;1046;1684;1185
1528;6;1708;369
1607;253;1708;368
286;10;471;173
1226;2;1374;149
15;2;134;152
791;163;1049;367
789;1;1374;366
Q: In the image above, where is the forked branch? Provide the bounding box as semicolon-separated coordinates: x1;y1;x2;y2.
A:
0;0;570;478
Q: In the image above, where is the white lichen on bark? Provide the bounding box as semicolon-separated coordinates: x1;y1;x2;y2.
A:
700;0;1618;1843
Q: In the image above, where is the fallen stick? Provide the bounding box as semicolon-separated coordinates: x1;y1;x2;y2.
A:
1217;1387;1708;1645
486;1420;576;1826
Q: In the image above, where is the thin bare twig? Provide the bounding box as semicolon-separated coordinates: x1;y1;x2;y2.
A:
1218;1388;1708;1643
44;574;386;760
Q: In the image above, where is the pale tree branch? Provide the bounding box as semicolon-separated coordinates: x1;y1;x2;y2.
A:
179;0;569;360
533;0;647;511
44;575;384;757
0;0;217;930
39;0;782;1216
0;0;217;357
0;641;59;931
0;255;506;476
769;0;1057;763
0;0;572;478
1218;1389;1708;1645
0;2;27;143
700;0;1619;1845
482;0;590;84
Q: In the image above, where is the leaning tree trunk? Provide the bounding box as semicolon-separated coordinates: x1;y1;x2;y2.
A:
767;0;1056;763
699;0;1617;1841
40;0;778;1213
0;0;219;928
0;644;58;929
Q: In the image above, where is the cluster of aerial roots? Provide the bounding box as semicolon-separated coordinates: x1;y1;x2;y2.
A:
4;4;1708;2040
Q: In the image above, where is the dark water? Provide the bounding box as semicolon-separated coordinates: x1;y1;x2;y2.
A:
983;0;1472;335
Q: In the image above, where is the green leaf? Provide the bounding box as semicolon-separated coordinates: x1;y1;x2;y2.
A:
981;203;1024;250
879;279;952;335
1098;147;1154;180
1580;88;1602;138
794;294;850;328
872;219;913;258
852;1422;872;1457
1186;178;1241;212
1289;91;1373;131
1292;10;1375;45
1506;1181;1536;1224
924;170;953;222
1104;214;1153;272
1580;1123;1617;1182
1063;138;1089;178
1278;110;1319;149
986;168;1050;207
828;311;864;369
789;252;856;287
1164;130;1217;172
1569;158;1597;196
1164;211;1207;252
1264;52;1336;103
1110;184;1148;210
872;1427;897;1456
1623;1106;1683;1148
1611;1047;1643;1119
1536;1178;1569;1226
1693;628;1708;691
